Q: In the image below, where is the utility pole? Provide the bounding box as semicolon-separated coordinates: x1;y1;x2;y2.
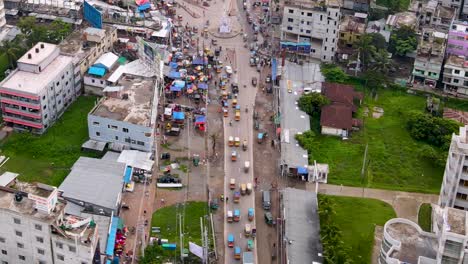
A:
361;143;368;197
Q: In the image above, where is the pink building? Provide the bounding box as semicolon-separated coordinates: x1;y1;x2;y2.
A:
447;21;468;57
0;42;79;133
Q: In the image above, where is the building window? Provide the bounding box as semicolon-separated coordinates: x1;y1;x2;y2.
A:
287;18;293;22
55;242;63;249
35;224;42;231
307;12;312;16
93;121;100;126
69;246;76;253
39;261;46;264
17;243;24;248
287;26;293;31
18;255;25;261
288;9;293;13
457;192;467;200
123;128;129;133
57;254;64;261
44;114;48;119
125;138;131;143
115;136;119;140
111;125;118;130
455;69;461;74
1;250;6;255
306;30;311;34
15;231;22;237
137;141;145;146
37;248;45;255
131;140;136;144
96;132;101;137
0;237;5;243
42;96;46;100
13;218;21;224
454;79;460;83
43;105;47;110
36;237;44;243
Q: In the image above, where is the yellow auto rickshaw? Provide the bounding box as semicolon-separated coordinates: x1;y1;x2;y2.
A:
240;183;246;195
222;91;228;100
234;137;240;147
235;111;240;121
228;136;234;147
232;98;237;107
244;224;251;237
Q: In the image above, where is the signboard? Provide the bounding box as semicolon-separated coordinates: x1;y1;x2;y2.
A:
137;37;166;78
83;1;103;29
280;42;311;54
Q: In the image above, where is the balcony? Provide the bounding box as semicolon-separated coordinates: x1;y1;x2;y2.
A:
3;115;43;129
3;106;41;119
0;98;40;110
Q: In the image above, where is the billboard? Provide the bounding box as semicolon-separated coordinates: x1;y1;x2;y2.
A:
83;1;103;29
280;41;311;54
137;37;166;78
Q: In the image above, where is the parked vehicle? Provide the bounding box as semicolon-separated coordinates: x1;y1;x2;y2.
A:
230;178;236;189
246;183;252;194
247;239;254;251
244;224;251;237
248;208;254;221
262;190;271;210
228;234;234;247
234;209;240;222
242;139;248;151
265;212;273;225
235;110;241;121
234;191;240;203
228;136;234;146
225;65;233;75
227;210;233;222
210;198;219;210
223;108;228;117
231;151;237;161
165;127;181;136
265;74;272;83
235;137;240;147
244;161;250;173
234;246;241;259
240;184;247;195
257;133;264;143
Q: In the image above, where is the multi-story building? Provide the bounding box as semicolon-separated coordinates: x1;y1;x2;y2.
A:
447;21;468;57
379;205;468;264
59;26;118;93
410;29;447;89
280;0;341;62
342;0;370;12
462;1;468;21
338;14;366;49
0;0;6;28
385;11;418;31
87;66;159;152
83;52;120;96
442;55;468;97
0;181;100;264
419;0;456;32
439;125;468;210
0;42;78;134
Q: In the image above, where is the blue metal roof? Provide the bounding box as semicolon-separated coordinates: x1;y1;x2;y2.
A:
172;111;185;120
123;166;133;184
138;3;151;11
88;66;106;77
105;216;120;256
298;166;308;174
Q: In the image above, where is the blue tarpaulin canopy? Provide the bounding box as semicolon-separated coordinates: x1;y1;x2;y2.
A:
172;111;185;120
106;216;120;256
123;166;133;184
198;82;208;90
138;3;151;10
298;166;307;174
272;58;277;81
170;86;182;92
170;62;178;69
195;115;206;124
192;57;207;65
173;80;185;88
257;133;263;139
88;66;106;77
167;71;181;79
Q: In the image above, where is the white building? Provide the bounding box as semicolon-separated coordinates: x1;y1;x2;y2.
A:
83;52;120;96
280;0;341;62
439;125;468;210
0;42;78;134
0;182;99;264
0;0;6;28
442;55;468;97
379;205;468;264
86;61;159;152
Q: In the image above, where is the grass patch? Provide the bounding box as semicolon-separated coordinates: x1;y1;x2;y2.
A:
376;0;410;10
418;203;432;232
0;96;99;186
142;201;208;263
320;195;396;263
298;89;445;193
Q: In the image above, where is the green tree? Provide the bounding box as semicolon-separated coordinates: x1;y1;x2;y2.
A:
369;49;392;74
298;93;330;116
0;40;24;69
17;17;37;36
368;32;387;50
389;26;418;56
48;19;73;43
321;63;348;83
356;34;377;70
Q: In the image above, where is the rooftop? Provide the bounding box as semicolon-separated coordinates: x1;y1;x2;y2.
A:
445;54;468;68
282;188;323;264
59;157;126;210
0;184;65;222
433;205;468;236
321;82;363;109
320;104;353;129
280;61;324;168
53;214;98;246
90;76;156;126
1;54;73;95
283;0;340;11
417;29;447;61
17;42;57;66
386;12;417;29
340;15;366;34
386;220;438;263
436;5;456;20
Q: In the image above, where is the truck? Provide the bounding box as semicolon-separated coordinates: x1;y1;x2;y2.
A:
243;252;254;264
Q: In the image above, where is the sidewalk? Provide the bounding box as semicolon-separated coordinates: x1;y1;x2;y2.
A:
314;183;439;223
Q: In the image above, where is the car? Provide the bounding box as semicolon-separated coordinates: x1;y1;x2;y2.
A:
225;66;233;75
265;74;272;83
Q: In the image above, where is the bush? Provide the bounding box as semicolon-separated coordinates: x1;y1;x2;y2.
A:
298;93;330;116
406;111;461;149
321;63;348;83
418;203;432;232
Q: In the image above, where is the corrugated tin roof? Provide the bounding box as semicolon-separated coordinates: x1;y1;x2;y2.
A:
0;172;19;187
59;157;125;210
94;52;119;70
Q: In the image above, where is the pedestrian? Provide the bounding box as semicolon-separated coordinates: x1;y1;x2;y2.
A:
226;197;229;202
144;210;147;215
161;198;165;205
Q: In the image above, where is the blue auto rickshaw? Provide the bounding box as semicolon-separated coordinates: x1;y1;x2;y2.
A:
257;133;264;144
234;209;240;222
234;246;241;259
248;208;254;221
228;234;234;248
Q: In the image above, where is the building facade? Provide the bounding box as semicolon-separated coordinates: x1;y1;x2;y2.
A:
442;55;468;97
342;0;369;12
0;42;78;134
411;29;447;89
0;0;6;28
0;182;99;264
439;125;468;210
447;21;468;57
280;0;340;62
